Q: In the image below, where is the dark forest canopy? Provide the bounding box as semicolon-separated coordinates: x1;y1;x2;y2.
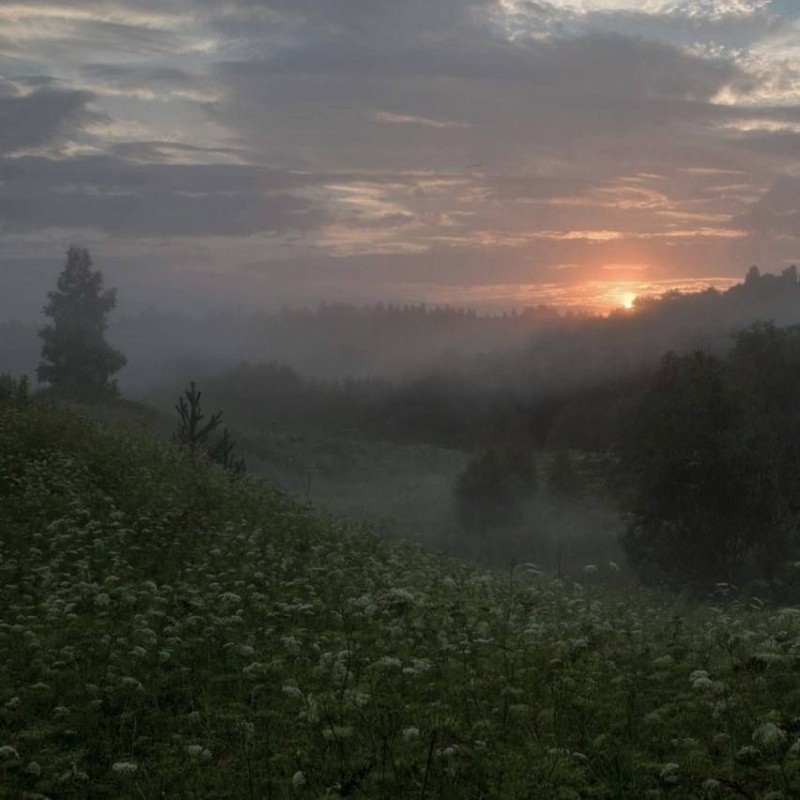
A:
620;322;800;596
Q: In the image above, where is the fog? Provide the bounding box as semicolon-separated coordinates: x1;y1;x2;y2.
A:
4;264;798;398
4;265;800;571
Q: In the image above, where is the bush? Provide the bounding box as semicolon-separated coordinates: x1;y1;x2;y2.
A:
454;446;537;536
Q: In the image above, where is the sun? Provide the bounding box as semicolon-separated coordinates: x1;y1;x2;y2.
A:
621;292;637;310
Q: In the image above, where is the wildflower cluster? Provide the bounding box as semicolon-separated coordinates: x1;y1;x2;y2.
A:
2;399;800;797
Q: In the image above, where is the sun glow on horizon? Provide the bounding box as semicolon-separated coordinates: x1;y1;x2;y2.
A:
621;291;637;310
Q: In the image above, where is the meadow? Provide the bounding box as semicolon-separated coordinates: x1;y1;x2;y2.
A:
2;392;800;798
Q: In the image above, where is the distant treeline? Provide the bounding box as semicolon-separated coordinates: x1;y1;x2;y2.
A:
171;266;800;452
4;265;800;398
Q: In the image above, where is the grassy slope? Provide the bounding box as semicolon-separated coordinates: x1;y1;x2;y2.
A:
2;398;800;798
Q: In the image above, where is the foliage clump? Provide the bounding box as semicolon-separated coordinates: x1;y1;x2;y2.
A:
0;373;29;407
453;446;537;535
621;322;800;595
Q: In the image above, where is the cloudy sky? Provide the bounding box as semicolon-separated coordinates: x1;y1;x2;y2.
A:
1;0;799;317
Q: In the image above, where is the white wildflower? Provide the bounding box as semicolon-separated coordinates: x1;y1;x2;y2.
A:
0;746;20;759
735;745;760;762
659;763;679;784
292;770;306;788
185;744;212;760
689;670;713;691
111;761;138;774
281;635;301;655
752;722;787;751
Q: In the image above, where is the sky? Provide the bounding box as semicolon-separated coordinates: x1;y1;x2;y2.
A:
1;0;799;317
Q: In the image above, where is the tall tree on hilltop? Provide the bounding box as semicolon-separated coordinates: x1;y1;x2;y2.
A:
37;246;127;399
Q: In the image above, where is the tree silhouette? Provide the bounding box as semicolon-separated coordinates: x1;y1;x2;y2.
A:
454;447;536;536
175;381;223;454
174;381;245;477
37;246;126;399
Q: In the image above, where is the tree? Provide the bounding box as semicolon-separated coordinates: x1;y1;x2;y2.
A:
454;446;536;536
37;246;126;399
620;336;800;593
620;352;752;588
174;381;245;477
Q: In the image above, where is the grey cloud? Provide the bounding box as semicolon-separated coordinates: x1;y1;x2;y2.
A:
217;26;749;97
342;212;417;229
0;156;315;194
0;21;185;65
735;177;800;238
0;190;322;237
523;34;754;102
203;0;495;43
0;86;102;154
724;129;800;162
79;63;212;96
484;173;632;203
212;30;754;177
107;141;250;163
0;156;327;236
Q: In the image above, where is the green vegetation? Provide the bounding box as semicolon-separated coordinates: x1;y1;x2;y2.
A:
4;386;800;798
454;447;537;537
174;381;245;478
621;323;800;596
238;426;467;549
37;247;127;401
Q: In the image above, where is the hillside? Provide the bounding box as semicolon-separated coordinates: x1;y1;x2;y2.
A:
2;388;800;798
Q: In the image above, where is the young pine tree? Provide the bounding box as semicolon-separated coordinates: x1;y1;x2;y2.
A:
174;382;246;478
37;246;127;399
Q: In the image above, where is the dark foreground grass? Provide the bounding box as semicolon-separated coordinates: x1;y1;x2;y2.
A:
2;391;800;798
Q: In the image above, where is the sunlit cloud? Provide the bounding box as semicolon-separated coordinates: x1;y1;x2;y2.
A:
600;263;651;271
387;276;743;313
373;112;470;130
